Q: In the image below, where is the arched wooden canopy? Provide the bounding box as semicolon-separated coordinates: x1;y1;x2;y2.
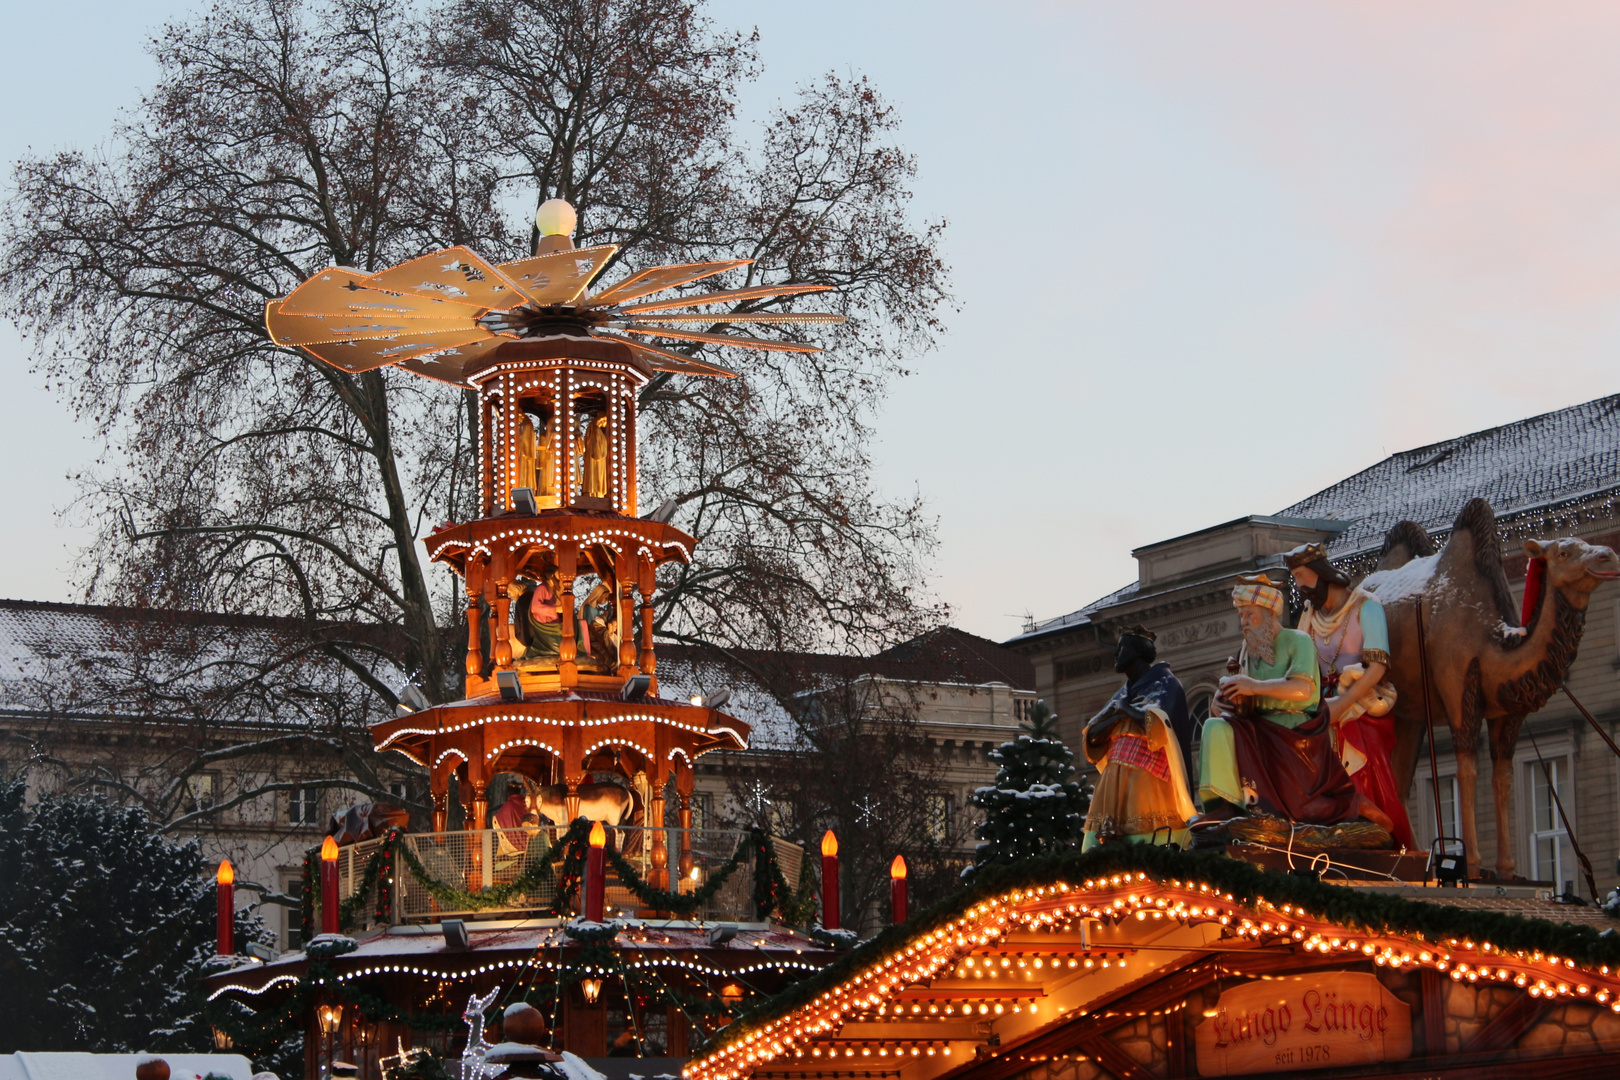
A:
372;694;748;886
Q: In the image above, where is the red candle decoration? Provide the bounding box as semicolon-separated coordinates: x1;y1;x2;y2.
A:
215;859;235;956
585;820;607;922
320;835;340;936
820;829;840;931
889;854;908;924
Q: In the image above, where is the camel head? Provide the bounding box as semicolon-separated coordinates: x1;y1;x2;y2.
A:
1524;536;1620;602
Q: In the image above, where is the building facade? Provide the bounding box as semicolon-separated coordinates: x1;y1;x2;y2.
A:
1007;393;1620;897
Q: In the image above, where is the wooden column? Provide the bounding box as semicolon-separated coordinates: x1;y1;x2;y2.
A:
563;726;585;822
467;754;489;893
558;375;574;507
623;385;639;515
557;540;579;687
500;373;517;510
649;731;672;891
615;550;637;677
674;757;695;882
430;759;454;833
491;546;513;671
480;388;497;517
465;555;486;696
637;555;657;685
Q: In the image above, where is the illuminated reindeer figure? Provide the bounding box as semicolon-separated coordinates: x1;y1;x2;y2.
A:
460;986;502;1079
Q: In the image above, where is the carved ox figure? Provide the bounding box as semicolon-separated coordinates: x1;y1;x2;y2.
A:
534;781;636;827
1365;498;1619;878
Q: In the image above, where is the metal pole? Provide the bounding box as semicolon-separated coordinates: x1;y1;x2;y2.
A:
1414;600;1447;873
1560;683;1620;761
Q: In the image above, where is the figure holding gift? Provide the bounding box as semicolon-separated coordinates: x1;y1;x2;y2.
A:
1081;625;1197;849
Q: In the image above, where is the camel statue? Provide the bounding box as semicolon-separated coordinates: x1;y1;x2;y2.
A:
1363;498;1618;878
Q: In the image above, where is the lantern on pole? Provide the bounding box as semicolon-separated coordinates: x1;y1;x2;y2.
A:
585;821;607;922
889;854;908;924
320;835;340;936
820;830;840;931
216;859;235;956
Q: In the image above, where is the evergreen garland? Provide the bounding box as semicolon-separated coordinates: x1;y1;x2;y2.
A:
963;700;1089;882
603;832;752;916
300;820;803;925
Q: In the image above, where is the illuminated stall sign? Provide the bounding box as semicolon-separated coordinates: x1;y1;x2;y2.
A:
1195;972;1411;1076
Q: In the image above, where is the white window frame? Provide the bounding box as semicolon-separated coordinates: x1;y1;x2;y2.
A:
1423;774;1462;850
1526;756;1570;887
290;786;321;826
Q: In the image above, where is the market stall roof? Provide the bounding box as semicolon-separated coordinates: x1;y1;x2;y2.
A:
206;920;835;1003
685;846;1620;1080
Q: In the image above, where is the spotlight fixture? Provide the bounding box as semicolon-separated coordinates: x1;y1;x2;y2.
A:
399;684;429;712
442;918;470;951
1430;838;1467;887
702;689;731;711
708;924;739;947
621;673;651;701
497;670;524;703
511;486;538;515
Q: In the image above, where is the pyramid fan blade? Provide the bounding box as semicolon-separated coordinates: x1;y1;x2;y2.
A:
274;267;473;318
393;336;508;384
496;245;619;305
588;259;752;307
267;307;479;346
592;332;739;377
296;328;493;373
363;246;528;310
618;325;820;353
618;282;833;314
626;312;845;325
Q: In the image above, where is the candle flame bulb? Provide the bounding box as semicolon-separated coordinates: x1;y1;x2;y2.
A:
590;820;607;848
217;859;235;884
821;830;838;857
321;834;339;861
890;855;907;880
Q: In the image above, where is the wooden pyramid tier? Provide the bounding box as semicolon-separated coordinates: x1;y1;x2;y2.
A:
374;692;749;855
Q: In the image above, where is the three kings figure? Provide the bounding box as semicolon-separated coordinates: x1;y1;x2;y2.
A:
1087;544;1414;852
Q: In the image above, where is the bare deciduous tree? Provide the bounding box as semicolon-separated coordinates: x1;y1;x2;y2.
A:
1;0;948;828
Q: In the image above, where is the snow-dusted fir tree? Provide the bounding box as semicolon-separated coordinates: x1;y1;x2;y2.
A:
0;779;269;1053
963;700;1089;881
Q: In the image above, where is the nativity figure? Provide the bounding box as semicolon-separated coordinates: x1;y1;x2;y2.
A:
1081;625;1196;849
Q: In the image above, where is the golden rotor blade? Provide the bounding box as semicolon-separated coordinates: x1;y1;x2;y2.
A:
617;324;821;353
274;267;477;318
618;282;833;314
363;246;529;310
587;259;752;307
626;312;845;325
393;336;508;384
495;245;619;305
267;304;479;347
294;328;493;373
591;332;739;377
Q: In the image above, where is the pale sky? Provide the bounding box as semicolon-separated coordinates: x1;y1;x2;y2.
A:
5;2;1620;642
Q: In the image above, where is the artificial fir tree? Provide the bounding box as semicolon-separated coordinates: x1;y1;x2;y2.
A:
963;701;1090;881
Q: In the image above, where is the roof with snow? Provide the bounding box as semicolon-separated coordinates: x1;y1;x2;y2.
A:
0;598;1029;748
1010;392;1620;644
0;598;403;728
